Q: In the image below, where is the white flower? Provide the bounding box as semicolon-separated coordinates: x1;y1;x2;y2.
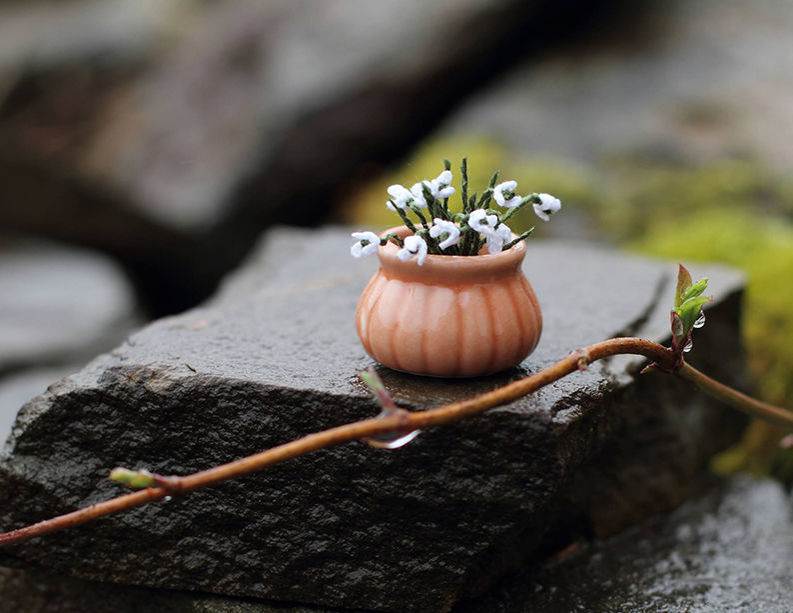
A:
423;170;455;200
468;208;498;234
386;170;453;210
429;219;460;250
397;235;428;266
386;182;428;210
493;180;522;208
409;182;428;209
485;223;512;254
350;231;381;258
386;184;413;211
533;193;562;222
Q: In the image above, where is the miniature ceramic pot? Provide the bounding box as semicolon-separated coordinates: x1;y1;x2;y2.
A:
355;226;542;377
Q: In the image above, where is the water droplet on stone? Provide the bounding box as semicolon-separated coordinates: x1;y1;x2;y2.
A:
693;311;706;329
683;340;693;353
364;408;420;449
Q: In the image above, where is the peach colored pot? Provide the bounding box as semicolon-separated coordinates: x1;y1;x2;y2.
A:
355;226;542;377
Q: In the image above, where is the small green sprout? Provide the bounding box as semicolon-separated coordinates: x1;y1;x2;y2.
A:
109;467;156;489
671;264;712;356
358;367;398;411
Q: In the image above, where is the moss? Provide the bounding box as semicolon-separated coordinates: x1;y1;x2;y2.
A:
630;206;793;478
605;173;793;479
630;208;793;407
593;158;793;240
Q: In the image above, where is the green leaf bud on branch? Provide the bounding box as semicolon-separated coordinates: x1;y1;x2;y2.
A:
109;468;156;490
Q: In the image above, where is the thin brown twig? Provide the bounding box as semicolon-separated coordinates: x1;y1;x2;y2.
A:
0;337;790;548
677;362;793;427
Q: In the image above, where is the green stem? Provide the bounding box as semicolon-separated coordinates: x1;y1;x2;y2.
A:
500;193;539;225
410;205;443;254
409;204;430;230
460;158;469;214
440;198;451;221
393;205;418;234
503;228;534;251
459;195;476;255
460;215;477;256
419;184;441;222
476;187;494;210
380;233;404;248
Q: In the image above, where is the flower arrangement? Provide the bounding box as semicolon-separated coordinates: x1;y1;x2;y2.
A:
350;158;562;265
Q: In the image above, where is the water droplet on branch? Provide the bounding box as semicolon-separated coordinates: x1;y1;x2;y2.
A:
693;311;706;329
365;428;420;449
683;340;693;353
364;408;420;449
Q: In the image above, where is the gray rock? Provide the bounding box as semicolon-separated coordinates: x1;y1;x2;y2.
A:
3;479;789;613
0;0;171;74
445;0;793;172
0;566;337;613
0;366;78;446
0;238;140;373
0;229;747;612
0;0;582;230
462;477;793;613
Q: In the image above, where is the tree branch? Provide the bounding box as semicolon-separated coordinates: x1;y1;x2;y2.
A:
677;362;793;428
0;337;789;548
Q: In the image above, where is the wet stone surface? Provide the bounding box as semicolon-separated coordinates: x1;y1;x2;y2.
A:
0;366;79;448
0;565;336;613
0;237;140;451
0;228;748;613
2;477;788;613
461;476;793;613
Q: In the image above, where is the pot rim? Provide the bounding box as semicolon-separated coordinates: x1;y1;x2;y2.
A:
377;225;526;282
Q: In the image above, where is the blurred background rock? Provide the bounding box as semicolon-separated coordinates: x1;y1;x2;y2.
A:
0;0;792;481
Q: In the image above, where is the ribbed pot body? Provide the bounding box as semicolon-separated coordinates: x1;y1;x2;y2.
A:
355;226;542;377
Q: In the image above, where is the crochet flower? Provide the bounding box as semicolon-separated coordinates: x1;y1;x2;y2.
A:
424;170;455;200
485;223;512;254
386;184;413;211
350;231;381;258
493;180;522;208
353;158;561;263
409;183;428;209
533;193;562;222
397;235;428;265
386;182;430;211
429;219;460;250
468;208;498;235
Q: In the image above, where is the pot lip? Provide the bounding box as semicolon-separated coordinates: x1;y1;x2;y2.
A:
376;225;526;281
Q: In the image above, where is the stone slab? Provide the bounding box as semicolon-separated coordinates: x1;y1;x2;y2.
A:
0;229;747;612
460;477;793;613
2;478;788;612
0;565;334;613
0;366;79;446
